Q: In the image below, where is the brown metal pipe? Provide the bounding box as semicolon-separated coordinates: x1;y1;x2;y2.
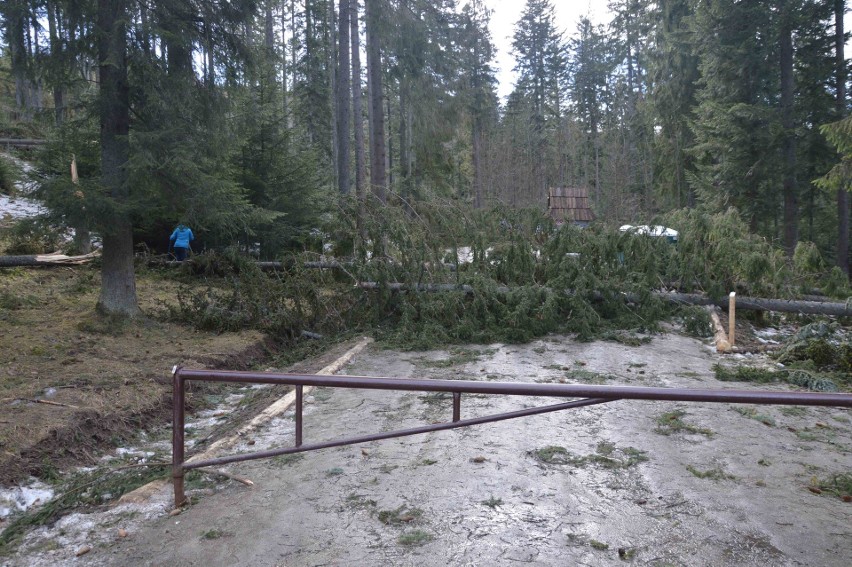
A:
175;369;852;408
295;385;303;447
453;392;461;422
185;397;612;470
172;367;187;507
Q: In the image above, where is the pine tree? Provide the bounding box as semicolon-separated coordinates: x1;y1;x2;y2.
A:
510;0;567;204
648;0;700;208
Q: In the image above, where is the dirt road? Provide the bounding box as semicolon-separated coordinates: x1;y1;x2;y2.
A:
8;333;852;566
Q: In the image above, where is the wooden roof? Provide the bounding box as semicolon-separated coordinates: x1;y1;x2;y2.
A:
548;187;595;223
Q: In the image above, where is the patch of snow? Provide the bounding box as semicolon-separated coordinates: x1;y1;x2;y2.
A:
0;480;54;520
114;448;155;460
0;192;44;221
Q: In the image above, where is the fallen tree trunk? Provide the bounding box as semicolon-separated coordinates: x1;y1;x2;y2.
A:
0;138;47;147
356;282;852;317
0;251;100;267
650;291;851;317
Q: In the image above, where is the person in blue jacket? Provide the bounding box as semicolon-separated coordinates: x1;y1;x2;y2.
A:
169;223;194;261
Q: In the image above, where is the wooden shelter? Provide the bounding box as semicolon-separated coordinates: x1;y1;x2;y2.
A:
548;187;595;227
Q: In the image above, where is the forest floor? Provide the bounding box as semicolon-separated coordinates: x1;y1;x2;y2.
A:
0;292;848;565
0;264;275;489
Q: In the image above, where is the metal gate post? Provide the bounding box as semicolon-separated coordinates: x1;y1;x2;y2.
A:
172;367;187;507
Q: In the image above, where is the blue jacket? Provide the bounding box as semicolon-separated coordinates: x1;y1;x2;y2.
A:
170;225;194;249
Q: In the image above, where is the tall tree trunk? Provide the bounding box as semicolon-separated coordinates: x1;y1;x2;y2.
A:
329;0;339;179
47;0;65;126
6;0;30;120
836;0;849;277
291;0;298;129
780;9;797;257
281;0;289;124
351;0;367;244
97;0;138;316
365;0;386;203
336;0;351;195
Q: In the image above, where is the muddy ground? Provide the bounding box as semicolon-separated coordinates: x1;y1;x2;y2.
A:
0;266;271;486
4;331;850;567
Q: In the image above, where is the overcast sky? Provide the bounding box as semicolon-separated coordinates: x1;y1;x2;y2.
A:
480;0;610;101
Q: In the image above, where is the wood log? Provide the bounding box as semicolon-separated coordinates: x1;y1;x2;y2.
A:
357;282;852;317
648;291;851;317
0;251;100;267
706;306;731;353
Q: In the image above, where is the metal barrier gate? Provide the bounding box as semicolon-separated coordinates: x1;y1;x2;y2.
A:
172;367;852;506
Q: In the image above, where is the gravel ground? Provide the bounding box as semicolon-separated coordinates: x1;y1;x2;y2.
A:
5;333;851;567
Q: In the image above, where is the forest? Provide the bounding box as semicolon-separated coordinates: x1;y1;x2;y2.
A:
0;0;850;325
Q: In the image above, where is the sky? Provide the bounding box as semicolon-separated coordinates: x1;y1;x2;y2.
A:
480;1;611;101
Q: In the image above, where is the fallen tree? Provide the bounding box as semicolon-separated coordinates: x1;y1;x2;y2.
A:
0;251;100;267
356;282;852;317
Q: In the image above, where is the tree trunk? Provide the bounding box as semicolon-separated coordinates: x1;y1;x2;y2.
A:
96;0;138;317
365;0;386;203
281;0;289;124
46;0;65;126
836;0;849;277
780;9;798;257
6;0;30;120
336;0;351;195
351;0;367;246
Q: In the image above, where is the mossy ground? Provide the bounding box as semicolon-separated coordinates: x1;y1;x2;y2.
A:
0;263;268;486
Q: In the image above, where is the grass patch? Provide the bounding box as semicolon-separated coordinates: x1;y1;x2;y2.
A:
589;539;609;550
270;453;304;467
564;369;616;384
346;493;377;510
311;387;334;402
731;406;776;427
530;445;572;464
201;529;227;540
481;496;503;508
377;506;423;526
397;530;433;546
530;444;648;469
418;392;452;405
686;465;735;481
779;407;808;417
0;290;38;310
599;331;652;347
326;467;344;477
810;473;852;499
713;364;840;392
415;347;496;368
654;410;713;436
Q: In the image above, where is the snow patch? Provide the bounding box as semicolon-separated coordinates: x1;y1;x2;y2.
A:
0;480;54;519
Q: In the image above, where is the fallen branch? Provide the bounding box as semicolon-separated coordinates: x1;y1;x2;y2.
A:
207;469;255;486
14;398;79;409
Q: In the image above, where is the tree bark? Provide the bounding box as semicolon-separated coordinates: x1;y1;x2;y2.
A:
336;0;351;195
351;0;367;247
96;0;138;317
836;0;849;277
365;0;386;203
780;8;798;257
